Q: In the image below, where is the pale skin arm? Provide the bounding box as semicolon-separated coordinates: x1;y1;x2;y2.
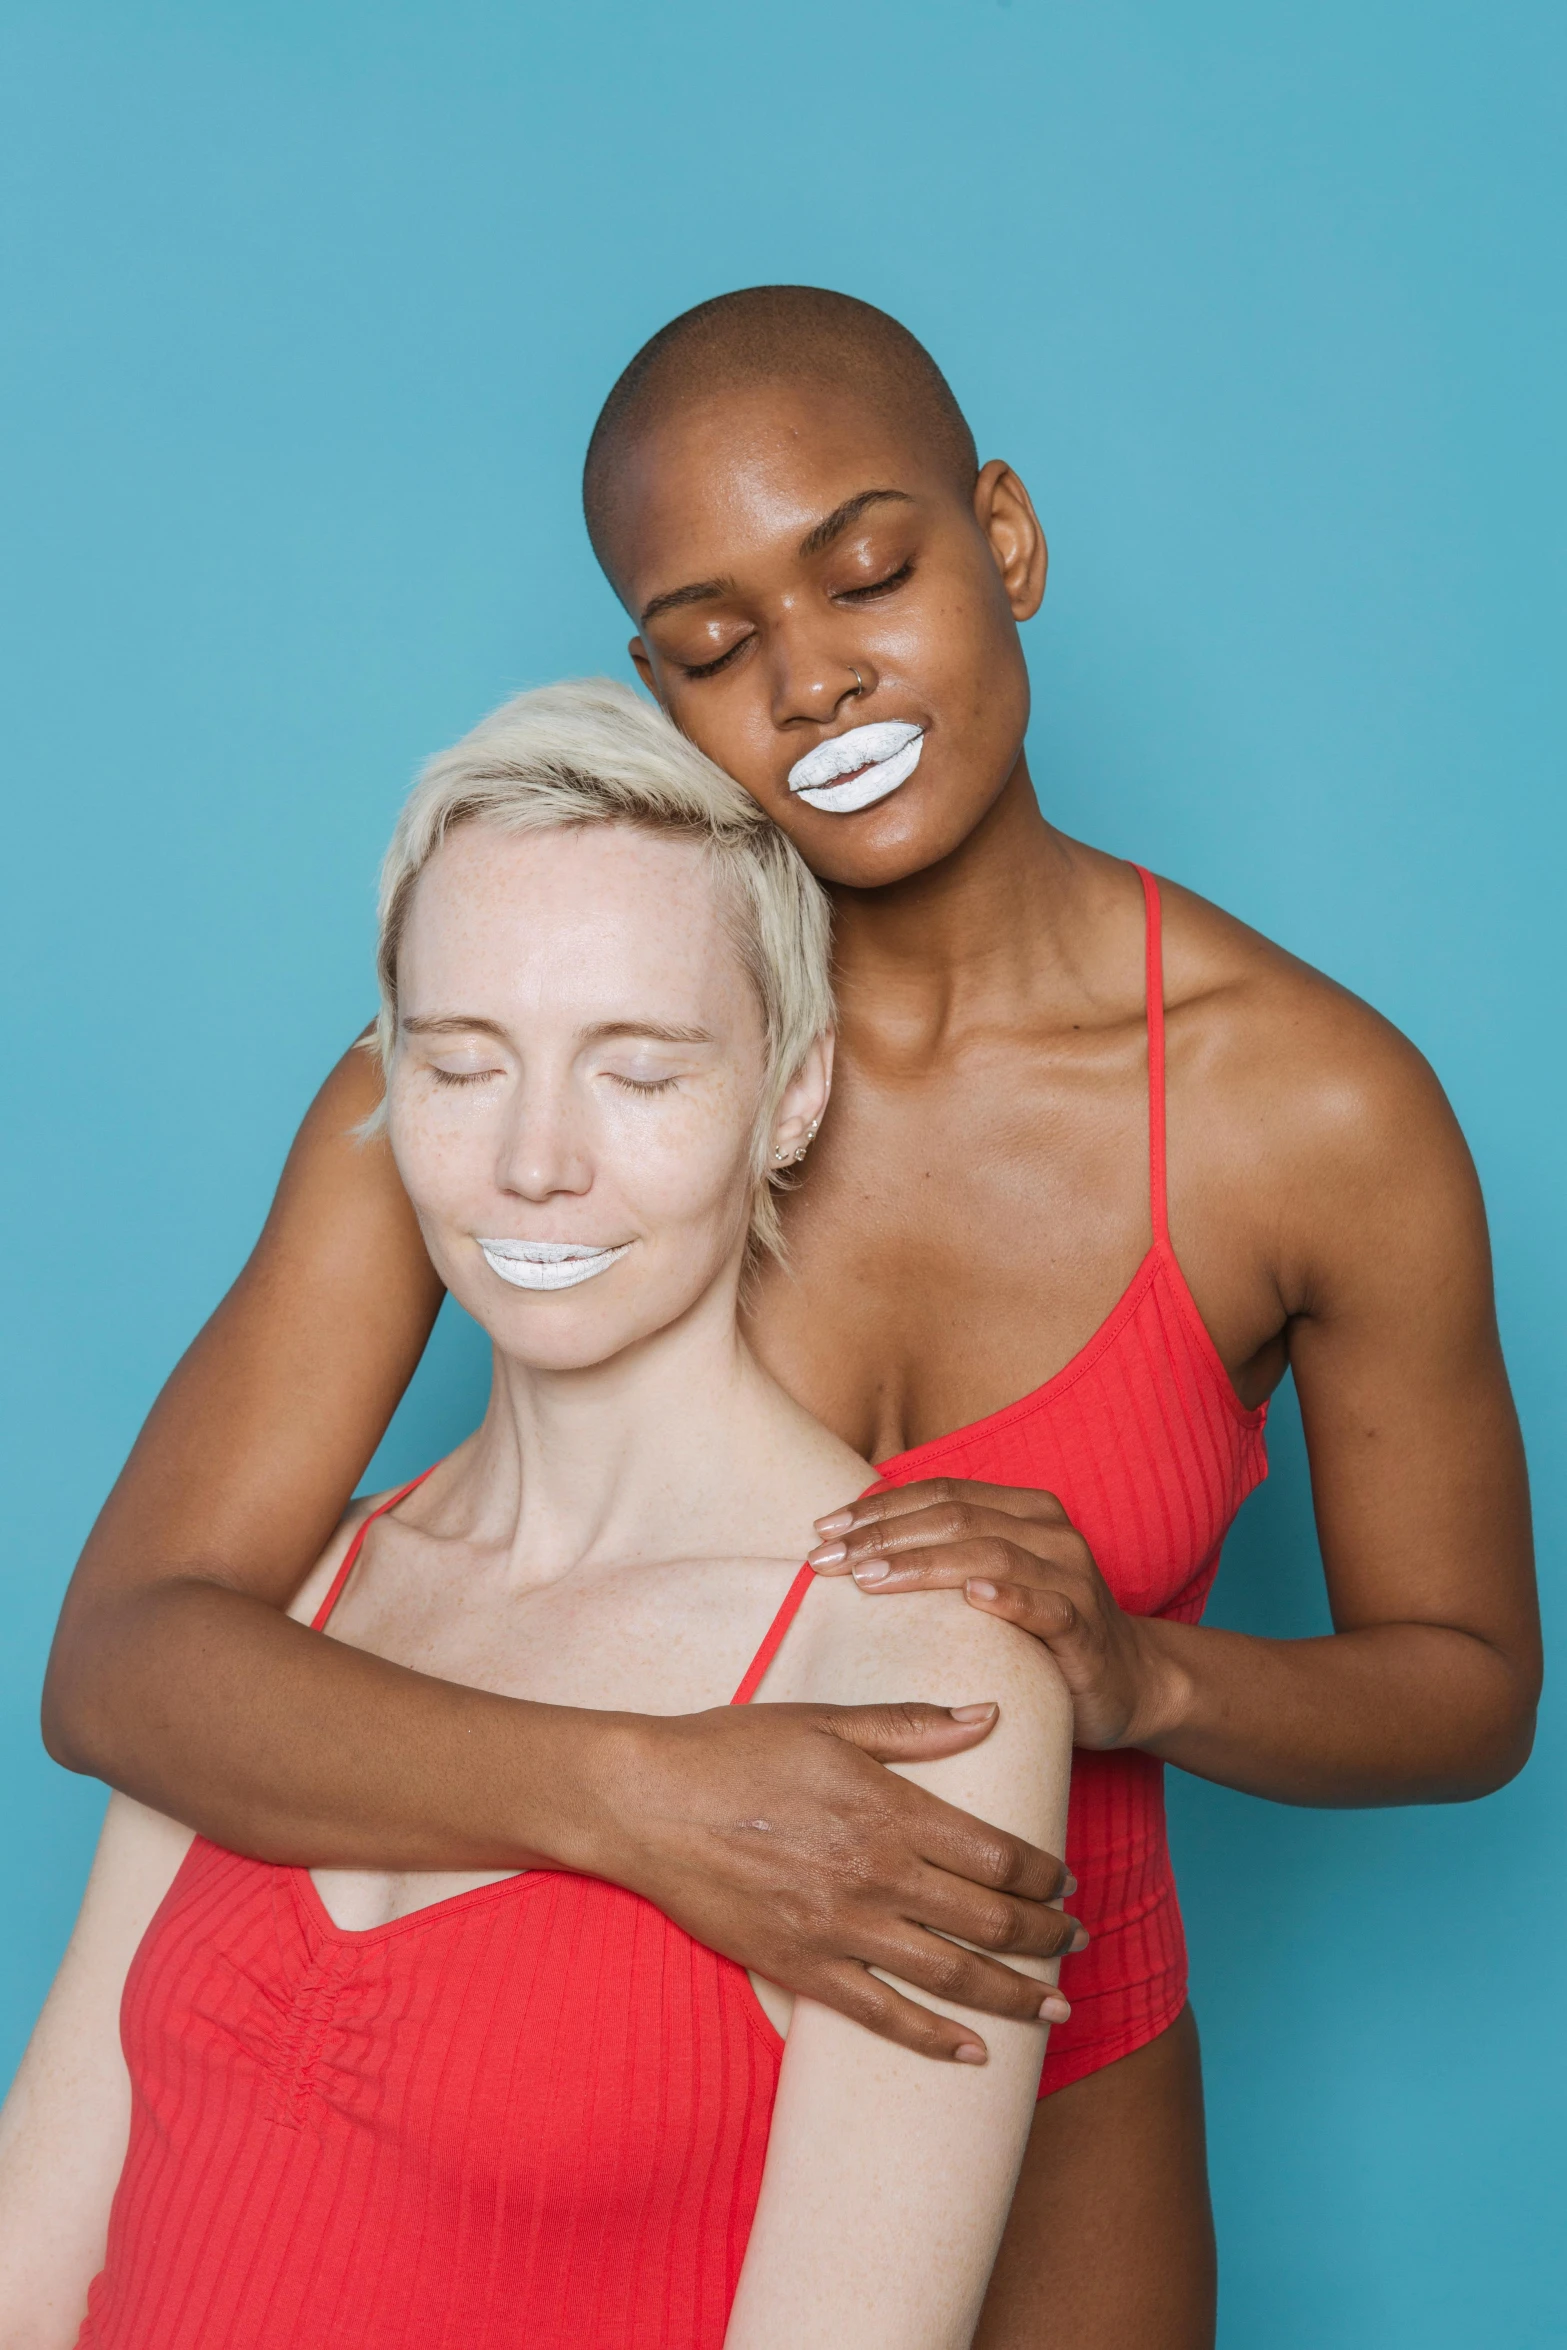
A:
0;1799;194;2350
727;1591;1072;2350
0;1611;1066;2350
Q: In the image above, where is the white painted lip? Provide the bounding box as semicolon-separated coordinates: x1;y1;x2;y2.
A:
477;1238;633;1291
787;721;924;815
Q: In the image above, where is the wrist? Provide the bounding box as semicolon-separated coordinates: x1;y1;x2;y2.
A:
1123;1617;1197;1752
529;1705;658;1884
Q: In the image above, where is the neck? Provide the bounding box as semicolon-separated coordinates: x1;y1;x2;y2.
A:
829;755;1115;1050
439;1263;821;1575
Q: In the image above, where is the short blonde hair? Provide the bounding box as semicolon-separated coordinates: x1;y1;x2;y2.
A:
370;677;833;1261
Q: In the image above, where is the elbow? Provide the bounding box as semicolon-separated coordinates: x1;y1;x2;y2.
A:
1460;1700;1538;1800
38;1595;116;1779
1436;1663;1541;1802
40;1655;99;1779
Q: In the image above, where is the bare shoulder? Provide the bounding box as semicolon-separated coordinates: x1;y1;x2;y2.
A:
788;1573;1062;1711
1155;874;1485;1309
774;1577;1071;1842
285;1488;394;1627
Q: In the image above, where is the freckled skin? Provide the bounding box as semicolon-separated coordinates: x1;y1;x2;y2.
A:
390;826;773;1371
47;369;1538;2350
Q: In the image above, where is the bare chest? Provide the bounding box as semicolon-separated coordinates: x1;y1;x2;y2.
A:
308;1550;807;1932
746;1034;1283;1460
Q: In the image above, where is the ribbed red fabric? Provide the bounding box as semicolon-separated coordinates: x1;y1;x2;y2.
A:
871;867;1269;2095
80;865;1263;2343
78;1517;814;2350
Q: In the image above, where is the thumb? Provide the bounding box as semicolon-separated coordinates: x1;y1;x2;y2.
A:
822;1699;1000;1763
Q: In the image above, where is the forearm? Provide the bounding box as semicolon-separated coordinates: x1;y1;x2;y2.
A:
1134;1615;1537;1806
43;1037;445;1790
48;1574;628;1872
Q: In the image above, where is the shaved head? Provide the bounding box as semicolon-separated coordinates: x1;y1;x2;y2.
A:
583;286;978;575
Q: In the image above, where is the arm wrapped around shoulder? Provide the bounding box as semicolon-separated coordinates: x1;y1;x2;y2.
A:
726;1588;1073;2350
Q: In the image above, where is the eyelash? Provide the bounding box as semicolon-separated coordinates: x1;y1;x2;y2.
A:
839;558;914;602
677;560;915;680
613;1074;679;1096
430;1066;498;1088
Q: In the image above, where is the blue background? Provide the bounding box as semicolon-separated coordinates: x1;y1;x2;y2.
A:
2;3;1562;2339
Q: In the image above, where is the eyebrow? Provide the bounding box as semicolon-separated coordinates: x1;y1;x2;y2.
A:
582;1021;715;1047
400;1015;714;1047
401;1014;509;1041
796;487;914;560
637;488;915;627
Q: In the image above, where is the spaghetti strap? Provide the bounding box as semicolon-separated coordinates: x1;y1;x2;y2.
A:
311;1469;436;1632
1132;865;1169;1247
729;1562;815;1705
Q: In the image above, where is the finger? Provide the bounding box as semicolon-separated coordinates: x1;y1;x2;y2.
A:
820;1697;1006;1762
864;1771;1074;1906
884;1875;1088;1972
869;1923;1084;2019
809;1962;996;2062
818;1719;1078;1908
813;1477;1068;1542
965;1579;1080;1641
811;1505;1082;1579
827;1534;1068;1596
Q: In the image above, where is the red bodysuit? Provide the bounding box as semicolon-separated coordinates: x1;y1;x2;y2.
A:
80;866;1265;2341
873;868;1269;2093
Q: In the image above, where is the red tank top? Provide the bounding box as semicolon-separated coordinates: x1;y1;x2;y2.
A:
871;866;1269;2095
79;1522;820;2350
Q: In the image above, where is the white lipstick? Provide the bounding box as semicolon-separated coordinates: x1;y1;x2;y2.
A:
787;720;924;815
477;1238;632;1291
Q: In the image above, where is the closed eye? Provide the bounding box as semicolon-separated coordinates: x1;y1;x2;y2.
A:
680;635;753;681
611;1073;681;1096
836;558;914;603
431;1066;500;1088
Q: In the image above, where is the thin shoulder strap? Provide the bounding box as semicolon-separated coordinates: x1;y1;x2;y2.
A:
310;1469;435;1633
1132;865;1170;1248
730;1563;816;1705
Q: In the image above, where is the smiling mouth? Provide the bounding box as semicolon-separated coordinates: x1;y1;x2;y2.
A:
477;1239;633;1291
787;720;924;814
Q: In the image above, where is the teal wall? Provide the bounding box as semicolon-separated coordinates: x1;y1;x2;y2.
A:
3;5;1561;2338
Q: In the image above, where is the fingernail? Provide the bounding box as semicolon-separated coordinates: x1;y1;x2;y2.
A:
966;1578;998;1601
852;1558;890;1585
954;2042;987;2065
1071;1925;1091;1953
808;1541;847;1568
814;1509;854;1534
1063;1873;1078;1897
949;1701;998;1723
1040;1995;1071;2022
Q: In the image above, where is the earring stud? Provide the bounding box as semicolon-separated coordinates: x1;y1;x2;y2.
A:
774;1118;821;1168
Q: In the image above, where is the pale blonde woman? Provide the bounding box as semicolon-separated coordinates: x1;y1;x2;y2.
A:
0;680;1071;2350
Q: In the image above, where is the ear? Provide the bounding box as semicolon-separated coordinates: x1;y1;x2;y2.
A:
974;460;1048;622
629;636;661;701
768;1031;835;1168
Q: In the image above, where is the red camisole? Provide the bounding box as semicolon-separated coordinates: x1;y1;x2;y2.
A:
79;1521;819;2350
871;866;1269;2095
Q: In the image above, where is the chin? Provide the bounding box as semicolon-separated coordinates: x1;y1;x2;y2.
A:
784;779;995;889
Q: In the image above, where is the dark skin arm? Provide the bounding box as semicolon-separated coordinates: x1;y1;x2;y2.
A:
43;1043;1080;2064
806;970;1541;1805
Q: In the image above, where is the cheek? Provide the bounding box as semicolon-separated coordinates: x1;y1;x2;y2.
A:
386;1087;490;1220
614;1089;756;1229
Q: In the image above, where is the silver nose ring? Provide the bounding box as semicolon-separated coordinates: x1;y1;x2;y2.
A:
849;667;864;695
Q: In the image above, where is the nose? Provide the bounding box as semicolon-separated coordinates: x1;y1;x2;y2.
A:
767;613;874;732
493;1073;593;1205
